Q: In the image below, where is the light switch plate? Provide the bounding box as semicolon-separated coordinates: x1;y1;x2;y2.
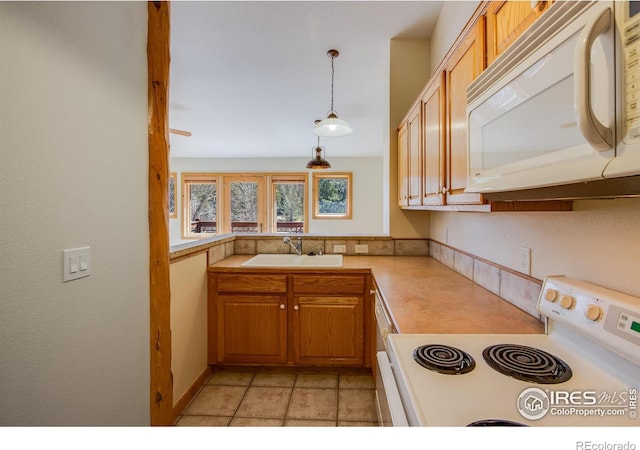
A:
63;247;91;282
333;244;347;253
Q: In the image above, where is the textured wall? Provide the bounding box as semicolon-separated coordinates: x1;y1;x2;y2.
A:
0;2;149;425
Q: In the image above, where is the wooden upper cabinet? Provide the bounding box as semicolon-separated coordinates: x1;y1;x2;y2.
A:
485;1;550;65
397;101;421;209
397;120;409;207
407;103;422;207
421;72;446;206
445;17;486;205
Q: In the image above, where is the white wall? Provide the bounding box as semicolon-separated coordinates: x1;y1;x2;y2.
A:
428;1;640;298
429;0;481;75
0;2;149;425
169;157;385;245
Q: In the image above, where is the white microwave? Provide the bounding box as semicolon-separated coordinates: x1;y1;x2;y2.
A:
465;0;640;194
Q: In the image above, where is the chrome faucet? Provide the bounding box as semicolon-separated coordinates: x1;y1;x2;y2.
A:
283;236;302;256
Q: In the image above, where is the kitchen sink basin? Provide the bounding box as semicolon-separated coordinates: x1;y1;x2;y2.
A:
241;253;343;268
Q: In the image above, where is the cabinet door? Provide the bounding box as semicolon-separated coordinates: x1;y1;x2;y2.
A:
421;72;446;206
217;294;287;364
407;103;422;206
292;296;364;366
445;17;486;205
397;121;409;207
486;1;549;65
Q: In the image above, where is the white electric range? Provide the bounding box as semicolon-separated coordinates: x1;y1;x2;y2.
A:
383;275;640;427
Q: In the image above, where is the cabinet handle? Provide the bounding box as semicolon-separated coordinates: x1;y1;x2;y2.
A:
280;304;285;310
293;305;299;311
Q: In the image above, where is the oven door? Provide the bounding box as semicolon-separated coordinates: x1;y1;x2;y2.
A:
375;351;408;427
373;290;408;426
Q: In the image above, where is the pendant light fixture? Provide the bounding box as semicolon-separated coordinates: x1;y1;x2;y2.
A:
306;121;332;169
313;49;353;137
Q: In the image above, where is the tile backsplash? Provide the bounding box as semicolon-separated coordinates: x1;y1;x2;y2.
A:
429;241;543;320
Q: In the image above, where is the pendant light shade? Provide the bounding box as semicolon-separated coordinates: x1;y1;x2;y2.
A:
306;146;331;169
306;131;331;169
313;49;353;137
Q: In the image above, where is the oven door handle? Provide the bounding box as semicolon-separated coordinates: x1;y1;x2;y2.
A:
376;351;409;427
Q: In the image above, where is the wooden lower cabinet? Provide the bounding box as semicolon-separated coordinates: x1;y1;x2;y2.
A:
217;294;287;364
292;295;364;366
208;270;369;368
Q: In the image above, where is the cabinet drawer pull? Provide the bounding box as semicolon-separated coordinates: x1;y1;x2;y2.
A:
280;304;285;310
293;305;299;311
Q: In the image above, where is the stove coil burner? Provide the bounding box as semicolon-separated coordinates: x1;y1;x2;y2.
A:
483;344;572;384
413;344;476;375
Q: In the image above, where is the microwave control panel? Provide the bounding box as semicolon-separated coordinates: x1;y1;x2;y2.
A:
622;1;640;143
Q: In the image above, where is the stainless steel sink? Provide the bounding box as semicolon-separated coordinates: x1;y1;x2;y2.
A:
241;254;343;268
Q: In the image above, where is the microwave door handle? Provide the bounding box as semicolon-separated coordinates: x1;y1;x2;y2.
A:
574;7;613;151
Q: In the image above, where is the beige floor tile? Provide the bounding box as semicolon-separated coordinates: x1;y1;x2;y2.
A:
339;375;375;389
175;415;231;426
229;417;284;426
294;373;339;389
207;371;254;386
284;419;337;427
286;388;337;421
235;386;292;418
338;420;379;427
251;372;296;387
184;385;247;416
338;389;377;422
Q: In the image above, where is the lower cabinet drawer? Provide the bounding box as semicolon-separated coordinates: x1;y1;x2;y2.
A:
215;273;288;293
292;275;366;295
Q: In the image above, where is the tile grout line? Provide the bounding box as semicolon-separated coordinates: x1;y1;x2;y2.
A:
227;372;255;426
281;373;298;426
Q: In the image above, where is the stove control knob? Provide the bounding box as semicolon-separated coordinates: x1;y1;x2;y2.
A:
559;295;575;310
585;304;602;321
544;289;558;302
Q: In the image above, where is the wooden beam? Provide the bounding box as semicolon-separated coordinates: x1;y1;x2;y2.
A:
147;0;173;426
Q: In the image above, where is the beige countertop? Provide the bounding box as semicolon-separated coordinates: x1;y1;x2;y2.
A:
208;255;545;335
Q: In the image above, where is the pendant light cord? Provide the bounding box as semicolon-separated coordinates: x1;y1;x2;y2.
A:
330;54;335;113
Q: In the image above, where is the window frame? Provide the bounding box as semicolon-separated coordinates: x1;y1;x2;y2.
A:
169;172;177;219
181;173;219;240
270;174;308;234
222;175;267;234
180;172;308;239
312;172;353;220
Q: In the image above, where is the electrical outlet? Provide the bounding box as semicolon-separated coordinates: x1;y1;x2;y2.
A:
519;247;531;276
355;244;369;254
333;244;346;253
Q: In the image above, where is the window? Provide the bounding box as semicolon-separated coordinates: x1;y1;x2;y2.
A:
272;176;306;233
312;172;352;219
182;174;218;238
169;172;177;219
181;173;307;238
223;176;265;234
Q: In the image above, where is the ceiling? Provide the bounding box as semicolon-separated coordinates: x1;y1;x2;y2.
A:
168;1;444;159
